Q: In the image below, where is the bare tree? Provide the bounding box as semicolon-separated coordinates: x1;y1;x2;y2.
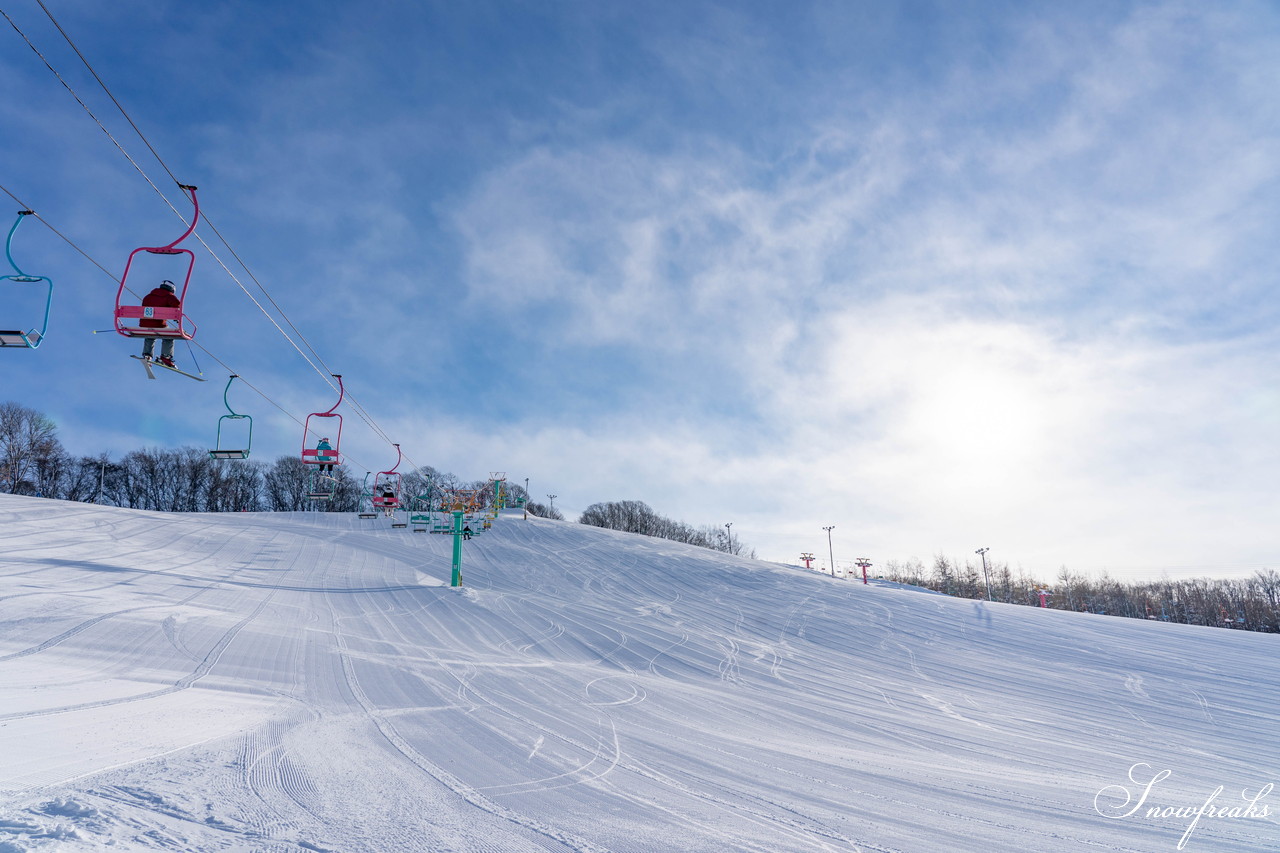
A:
264;456;315;511
57;454;106;503
0;402;62;494
580;500;753;556
263;456;358;512
932;555;956;595
526;500;564;520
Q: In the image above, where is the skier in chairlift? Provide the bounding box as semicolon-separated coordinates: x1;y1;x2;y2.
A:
139;280;181;368
315;437;336;473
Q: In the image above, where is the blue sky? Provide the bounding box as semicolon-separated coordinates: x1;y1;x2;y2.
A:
3;0;1279;578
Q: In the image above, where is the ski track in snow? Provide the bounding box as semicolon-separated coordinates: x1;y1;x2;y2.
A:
0;494;1277;852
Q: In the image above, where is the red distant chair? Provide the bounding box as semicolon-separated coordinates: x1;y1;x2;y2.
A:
372;443;403;513
301;374;345;469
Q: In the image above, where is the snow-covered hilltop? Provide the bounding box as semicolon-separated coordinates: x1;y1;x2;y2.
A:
0;494;1275;852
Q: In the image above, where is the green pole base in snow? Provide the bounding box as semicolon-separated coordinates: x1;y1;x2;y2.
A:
451;509;464;587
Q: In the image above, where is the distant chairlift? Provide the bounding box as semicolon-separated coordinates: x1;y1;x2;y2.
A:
301;374;345;502
357;472;377;519
306;469;339;502
0;210;53;349
113;185;200;345
409;484;435;532
209;375;253;459
372;443;403;516
301;374;345;467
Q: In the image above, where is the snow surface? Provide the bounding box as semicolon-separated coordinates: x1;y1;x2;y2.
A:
0;494;1275;852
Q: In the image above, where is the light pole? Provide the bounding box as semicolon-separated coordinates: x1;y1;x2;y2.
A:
724;522;733;555
823;525;835;577
547;494;557;513
975;547;992;601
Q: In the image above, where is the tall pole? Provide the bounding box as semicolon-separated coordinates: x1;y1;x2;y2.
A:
823;526;835;577
547;494;557;513
451;509;464;587
725;522;733;555
855;557;871;585
975;547;991;601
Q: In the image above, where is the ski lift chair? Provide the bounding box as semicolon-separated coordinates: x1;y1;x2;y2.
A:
301;375;345;469
1;211;52;349
209;375;253;459
113;186;200;346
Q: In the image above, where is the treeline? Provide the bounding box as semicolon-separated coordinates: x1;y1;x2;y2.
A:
524;501;563;520
579;499;755;558
0;401;524;513
881;555;1280;633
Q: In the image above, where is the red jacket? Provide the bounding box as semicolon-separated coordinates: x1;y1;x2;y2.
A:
140;286;181;329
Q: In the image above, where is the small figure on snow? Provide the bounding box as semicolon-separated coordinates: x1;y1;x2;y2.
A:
140;280;181;368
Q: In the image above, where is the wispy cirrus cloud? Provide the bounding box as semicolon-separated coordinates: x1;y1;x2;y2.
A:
437;1;1280;575
5;0;1279;578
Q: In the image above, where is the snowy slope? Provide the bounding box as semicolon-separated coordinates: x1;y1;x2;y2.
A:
0;494;1275;852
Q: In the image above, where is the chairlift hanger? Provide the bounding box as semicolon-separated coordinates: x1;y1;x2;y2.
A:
0;210;53;349
306;469;338;501
209;375;253;459
113;184;200;343
357;471;378;518
301;374;345;466
373;443;403;512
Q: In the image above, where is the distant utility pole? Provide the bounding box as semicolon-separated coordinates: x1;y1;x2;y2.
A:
975;547;992;601
855;557;872;586
547;494;557;513
823;526;835;577
724;522;733;555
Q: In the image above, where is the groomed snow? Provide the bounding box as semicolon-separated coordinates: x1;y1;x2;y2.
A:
0;494;1275;852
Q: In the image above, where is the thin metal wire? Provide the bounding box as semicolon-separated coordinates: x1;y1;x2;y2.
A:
0;180;132;293
31;0;180;186
12;4;428;475
0;181;372;470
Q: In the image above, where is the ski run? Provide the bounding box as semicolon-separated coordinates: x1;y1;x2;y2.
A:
0;494;1275;852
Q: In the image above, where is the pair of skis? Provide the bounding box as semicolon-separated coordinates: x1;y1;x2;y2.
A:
130;354;205;381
